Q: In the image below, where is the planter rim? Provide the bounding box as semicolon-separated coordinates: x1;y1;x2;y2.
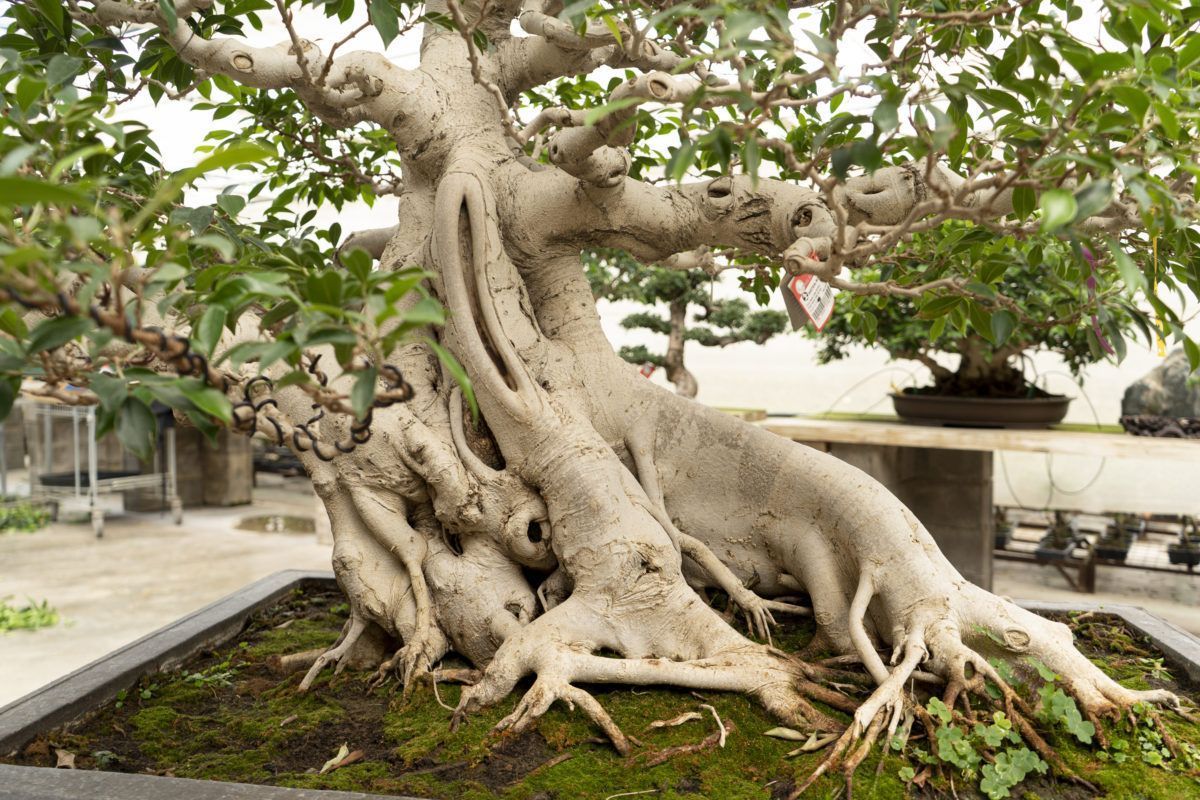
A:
2;572;1199;799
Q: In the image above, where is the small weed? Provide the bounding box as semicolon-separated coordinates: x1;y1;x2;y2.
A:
0;501;51;534
1138;657;1174;683
0;597;59;632
907;698;1049;799
185;667;237;689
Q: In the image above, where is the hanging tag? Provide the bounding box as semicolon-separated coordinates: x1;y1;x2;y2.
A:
638;362;656;378
782;274;835;331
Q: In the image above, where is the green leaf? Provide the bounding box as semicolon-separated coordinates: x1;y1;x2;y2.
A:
117;399;157;461
991;310;1016;346
369;0;399;45
216;193;246;218
1184;337;1200;372
351;366;377;419
14;77;45;110
741;136;761;181
1012;186;1036;221
158;0;177;29
195;305;227;357
27;316;92;353
46;54;83;87
1180;34;1200;70
1026;657;1058;683
1110;86;1150;123
600;14;623;48
426;338;477;422
1072;180;1113;222
183;142;274;182
181;383;232;423
873;101;899;132
148;263;189;286
0;177;88;206
1111;244;1146;292
90;373;127;411
0;308;28;339
402;296;446;327
665;141;696;183
1154;102;1180;140
0;378;16;422
192;233;235;261
1039;189;1077;233
926;697;952;724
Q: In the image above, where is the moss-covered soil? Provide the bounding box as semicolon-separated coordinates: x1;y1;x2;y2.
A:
5;588;1199;799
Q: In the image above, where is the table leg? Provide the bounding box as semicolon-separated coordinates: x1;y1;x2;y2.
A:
827;443;995;590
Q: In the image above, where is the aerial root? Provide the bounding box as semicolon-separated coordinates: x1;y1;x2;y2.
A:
298;615;367;693
787;634;927;799
493;677;633;756
369;640;434;695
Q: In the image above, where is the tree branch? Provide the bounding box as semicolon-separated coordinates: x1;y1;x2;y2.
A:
84;0;410;129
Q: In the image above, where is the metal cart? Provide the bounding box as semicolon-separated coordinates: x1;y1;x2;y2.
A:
28;402;182;537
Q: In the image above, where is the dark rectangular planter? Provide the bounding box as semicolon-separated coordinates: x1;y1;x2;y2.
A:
1168;545;1200;567
3;571;1200;800
1095;544;1131;562
1035;543;1076;562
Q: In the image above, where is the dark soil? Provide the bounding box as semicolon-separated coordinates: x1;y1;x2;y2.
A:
4;588;1199;799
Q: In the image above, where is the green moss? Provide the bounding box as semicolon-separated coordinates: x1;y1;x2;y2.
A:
243;618;340;660
9;591;1200;800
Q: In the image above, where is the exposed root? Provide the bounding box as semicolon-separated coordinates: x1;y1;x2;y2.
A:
268;648;325;676
298;614;367;692
644;711;702;731
640;719;734;767
493;677;633;756
369;636;442;695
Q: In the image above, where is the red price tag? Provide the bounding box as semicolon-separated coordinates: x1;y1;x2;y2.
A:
787;274;835;331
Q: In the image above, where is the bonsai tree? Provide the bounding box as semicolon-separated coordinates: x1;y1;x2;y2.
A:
3;0;1199;793
1097;513;1142;561
585;247;788;397
1037;510;1082;559
811;231;1146;399
1168;516;1200;568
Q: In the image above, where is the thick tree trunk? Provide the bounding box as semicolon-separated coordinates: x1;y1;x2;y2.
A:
285;27;1174;771
91;1;1176;782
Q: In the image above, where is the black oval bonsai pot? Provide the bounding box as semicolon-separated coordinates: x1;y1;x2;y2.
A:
892;390;1072;429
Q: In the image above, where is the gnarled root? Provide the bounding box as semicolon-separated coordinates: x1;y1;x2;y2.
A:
784;571;1185;797
494;677;633;756
452;593;852;755
299;614;368;692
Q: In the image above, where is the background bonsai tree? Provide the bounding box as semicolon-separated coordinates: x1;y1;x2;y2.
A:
811;230;1147;399
3;0;1200;795
586;247;788;397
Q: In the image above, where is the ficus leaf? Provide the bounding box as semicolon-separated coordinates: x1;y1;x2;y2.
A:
1039;189;1077;233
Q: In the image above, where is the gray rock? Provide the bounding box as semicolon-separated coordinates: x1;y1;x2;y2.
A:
1121;349;1200;417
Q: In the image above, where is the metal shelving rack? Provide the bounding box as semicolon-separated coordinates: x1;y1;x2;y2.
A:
27;403;182;537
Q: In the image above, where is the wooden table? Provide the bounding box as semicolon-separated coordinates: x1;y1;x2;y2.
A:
760;415;1200;590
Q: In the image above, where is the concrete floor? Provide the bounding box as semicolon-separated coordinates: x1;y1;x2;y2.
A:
994;558;1200;638
2;477;1197;710
0;477;328;707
